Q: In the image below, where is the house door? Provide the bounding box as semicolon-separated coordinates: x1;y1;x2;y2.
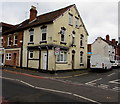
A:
72;54;75;69
13;53;17;66
42;52;47;70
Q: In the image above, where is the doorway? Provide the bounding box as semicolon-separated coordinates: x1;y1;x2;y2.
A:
42;52;47;70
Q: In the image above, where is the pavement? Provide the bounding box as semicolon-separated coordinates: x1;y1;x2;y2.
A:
1;66;89;79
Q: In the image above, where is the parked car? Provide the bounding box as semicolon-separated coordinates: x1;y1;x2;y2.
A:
110;60;120;68
90;55;112;70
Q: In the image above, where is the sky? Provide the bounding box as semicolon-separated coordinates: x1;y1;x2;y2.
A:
0;0;119;44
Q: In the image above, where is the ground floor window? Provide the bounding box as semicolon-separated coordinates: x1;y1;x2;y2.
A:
6;53;11;60
29;51;33;59
80;51;83;63
56;51;67;62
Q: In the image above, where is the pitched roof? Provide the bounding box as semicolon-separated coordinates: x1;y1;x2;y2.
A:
3;4;75;35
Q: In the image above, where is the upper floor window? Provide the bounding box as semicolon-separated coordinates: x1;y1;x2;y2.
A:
8;35;11;46
14;35;18;45
69;13;73;25
29;51;33;59
60;27;66;42
56;51;67;62
29;29;34;42
80;34;84;47
6;53;11;60
41;27;47;41
0;36;3;46
72;31;75;45
75;17;79;28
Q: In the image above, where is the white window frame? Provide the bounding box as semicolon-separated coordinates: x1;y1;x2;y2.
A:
6;53;11;60
41;28;47;41
56;51;67;62
29;30;34;42
13;35;18;45
29;51;33;59
69;14;73;25
8;35;11;46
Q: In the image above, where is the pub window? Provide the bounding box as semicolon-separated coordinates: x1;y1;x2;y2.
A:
56;51;67;62
29;51;33;59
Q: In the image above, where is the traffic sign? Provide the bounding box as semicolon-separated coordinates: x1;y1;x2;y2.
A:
55;48;60;55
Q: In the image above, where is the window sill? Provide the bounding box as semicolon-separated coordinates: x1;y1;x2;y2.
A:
69;24;73;26
71;44;76;47
28;42;34;45
7;45;11;47
56;62;67;64
80;46;84;49
80;63;84;66
60;42;67;45
40;41;47;44
13;44;17;46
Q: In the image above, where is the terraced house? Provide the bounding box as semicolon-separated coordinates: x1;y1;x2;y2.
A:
22;4;88;71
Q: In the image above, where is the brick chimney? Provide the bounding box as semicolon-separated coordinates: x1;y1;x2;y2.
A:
106;35;110;41
29;6;37;22
112;39;116;45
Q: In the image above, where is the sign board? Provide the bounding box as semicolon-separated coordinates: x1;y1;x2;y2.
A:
88;52;92;55
55;48;60;55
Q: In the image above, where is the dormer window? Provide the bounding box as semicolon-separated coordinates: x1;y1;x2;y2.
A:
29;29;34;43
69;13;73;26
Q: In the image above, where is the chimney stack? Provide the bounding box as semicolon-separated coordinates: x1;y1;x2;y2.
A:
29;6;37;22
112;39;116;45
106;35;110;41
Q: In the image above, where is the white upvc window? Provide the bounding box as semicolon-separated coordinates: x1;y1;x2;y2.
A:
75;17;79;28
8;35;11;46
13;35;18;45
29;51;33;59
69;13;73;25
41;28;47;41
56;51;67;62
29;30;34;42
6;53;11;60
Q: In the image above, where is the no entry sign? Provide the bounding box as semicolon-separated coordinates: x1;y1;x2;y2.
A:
55;48;60;55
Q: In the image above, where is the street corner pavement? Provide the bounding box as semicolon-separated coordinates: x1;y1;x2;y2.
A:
1;66;89;79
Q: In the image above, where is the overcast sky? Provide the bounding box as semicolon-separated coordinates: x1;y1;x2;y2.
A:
0;0;119;44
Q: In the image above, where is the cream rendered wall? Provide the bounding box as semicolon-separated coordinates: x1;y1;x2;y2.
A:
22;24;54;68
52;6;88;70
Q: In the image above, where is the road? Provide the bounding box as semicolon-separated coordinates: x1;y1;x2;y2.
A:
1;68;119;103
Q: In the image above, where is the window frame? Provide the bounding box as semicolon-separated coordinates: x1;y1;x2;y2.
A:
80;34;84;47
60;27;66;42
29;30;34;43
29;51;33;59
80;51;84;64
13;35;18;45
6;53;12;60
56;51;67;63
75;17;79;28
41;27;47;41
69;13;73;26
8;35;12;46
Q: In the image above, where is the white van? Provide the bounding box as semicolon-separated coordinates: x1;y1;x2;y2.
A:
90;55;112;70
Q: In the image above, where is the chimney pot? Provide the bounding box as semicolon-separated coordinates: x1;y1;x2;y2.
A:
106;35;110;41
112;39;116;45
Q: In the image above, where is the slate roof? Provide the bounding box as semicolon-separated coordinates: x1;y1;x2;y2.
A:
3;4;75;35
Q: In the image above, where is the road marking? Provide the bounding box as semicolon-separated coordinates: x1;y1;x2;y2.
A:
85;78;102;86
109;79;120;84
112;87;120;91
98;84;109;89
107;73;115;77
0;76;101;104
74;73;88;77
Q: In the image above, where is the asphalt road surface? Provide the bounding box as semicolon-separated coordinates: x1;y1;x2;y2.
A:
1;68;119;103
2;78;80;103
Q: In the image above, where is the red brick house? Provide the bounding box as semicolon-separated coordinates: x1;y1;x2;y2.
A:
1;22;24;67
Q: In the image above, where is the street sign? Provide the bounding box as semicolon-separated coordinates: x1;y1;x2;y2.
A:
55;48;60;55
